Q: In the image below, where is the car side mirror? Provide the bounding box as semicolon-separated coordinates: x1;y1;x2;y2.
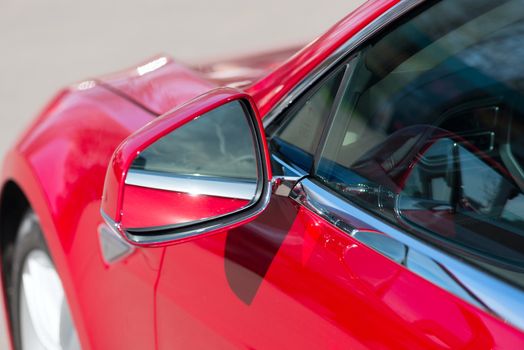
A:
101;88;272;246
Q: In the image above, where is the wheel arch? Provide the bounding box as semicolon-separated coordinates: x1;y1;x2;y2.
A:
0;82;157;349
0;149;81;349
0;179;30;350
0;180;30;285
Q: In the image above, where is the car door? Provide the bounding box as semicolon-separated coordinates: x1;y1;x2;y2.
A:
155;0;524;348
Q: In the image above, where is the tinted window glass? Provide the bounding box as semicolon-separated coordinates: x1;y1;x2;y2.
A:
269;69;344;172
315;0;524;287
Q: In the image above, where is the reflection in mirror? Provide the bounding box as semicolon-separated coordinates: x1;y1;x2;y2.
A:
122;100;260;229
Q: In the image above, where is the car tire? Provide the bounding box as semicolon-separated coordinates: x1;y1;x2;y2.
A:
9;210;80;350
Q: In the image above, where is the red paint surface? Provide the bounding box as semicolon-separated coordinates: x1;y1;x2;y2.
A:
98;56;217;115
156;197;524;349
122;185;249;228
2;82;163;349
1;0;523;349
194;46;303;87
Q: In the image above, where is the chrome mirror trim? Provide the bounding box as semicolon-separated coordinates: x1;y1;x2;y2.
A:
291;178;524;331
125;169;257;201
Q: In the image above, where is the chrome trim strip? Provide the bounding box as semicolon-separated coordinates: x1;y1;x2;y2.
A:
125;169;257;200
291;178;524;331
263;0;426;128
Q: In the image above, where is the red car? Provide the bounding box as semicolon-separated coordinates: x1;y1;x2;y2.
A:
2;0;524;348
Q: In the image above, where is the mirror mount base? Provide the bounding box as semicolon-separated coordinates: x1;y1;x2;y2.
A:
272;176;302;197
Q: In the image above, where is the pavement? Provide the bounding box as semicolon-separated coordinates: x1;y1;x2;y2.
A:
0;0;363;348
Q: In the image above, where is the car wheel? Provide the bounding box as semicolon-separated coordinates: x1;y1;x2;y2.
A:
9;211;80;350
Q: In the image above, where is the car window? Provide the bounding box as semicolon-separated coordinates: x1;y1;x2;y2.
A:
314;0;524;288
268;68;344;173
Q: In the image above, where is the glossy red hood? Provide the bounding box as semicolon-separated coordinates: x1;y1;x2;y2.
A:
96;56;216;116
97;46;301;116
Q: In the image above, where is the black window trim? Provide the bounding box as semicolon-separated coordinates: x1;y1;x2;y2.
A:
312;56;360;175
266;63;349;174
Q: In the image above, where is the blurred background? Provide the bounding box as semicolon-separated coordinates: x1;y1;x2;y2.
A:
0;0;363;158
0;0;363;347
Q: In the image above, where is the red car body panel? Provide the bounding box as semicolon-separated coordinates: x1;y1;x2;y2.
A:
122;186;249;228
194;46;304;87
1;0;523;349
1;83;164;349
97;56;217;115
157;203;524;349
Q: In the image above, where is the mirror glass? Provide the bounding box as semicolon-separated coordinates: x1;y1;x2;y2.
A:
122;100;261;229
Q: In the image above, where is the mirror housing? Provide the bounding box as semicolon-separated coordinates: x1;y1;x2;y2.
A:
101;88;272;246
